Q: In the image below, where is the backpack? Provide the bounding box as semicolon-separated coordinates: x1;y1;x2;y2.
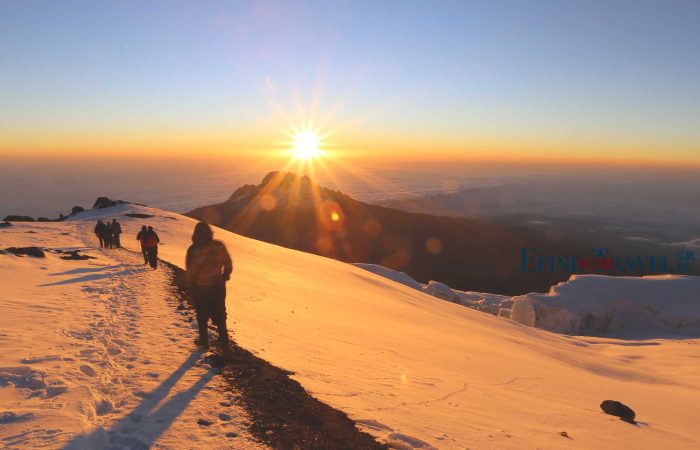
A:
144;232;159;247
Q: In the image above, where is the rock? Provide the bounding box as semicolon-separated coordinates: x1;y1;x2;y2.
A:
59;250;95;260
225;432;238;438
204;353;227;368
559;431;572;439
0;221;11;228
600;400;636;423
219;412;232;421
37;217;50;222
93;197;118;209
3;215;34;222
71;206;85;215
124;213;154;218
4;247;45;258
197;418;214;426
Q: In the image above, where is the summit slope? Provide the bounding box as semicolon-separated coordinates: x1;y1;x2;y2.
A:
62;203;700;450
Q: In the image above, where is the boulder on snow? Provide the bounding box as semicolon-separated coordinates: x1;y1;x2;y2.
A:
59;250;95;260
425;280;461;303
600;400;636;423
4;247;45;258
71;206;85;215
0;221;12;228
3;215;35;222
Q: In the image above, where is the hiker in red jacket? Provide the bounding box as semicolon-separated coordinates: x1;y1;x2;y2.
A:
142;226;160;269
136;225;148;264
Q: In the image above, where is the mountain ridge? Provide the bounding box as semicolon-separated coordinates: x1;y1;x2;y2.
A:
185;172;580;295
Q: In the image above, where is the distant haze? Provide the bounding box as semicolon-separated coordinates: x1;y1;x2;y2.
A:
2;156;699;245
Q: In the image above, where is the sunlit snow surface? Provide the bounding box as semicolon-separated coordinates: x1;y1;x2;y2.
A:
1;203;699;449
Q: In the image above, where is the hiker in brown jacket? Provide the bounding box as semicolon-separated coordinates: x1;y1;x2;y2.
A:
186;222;234;359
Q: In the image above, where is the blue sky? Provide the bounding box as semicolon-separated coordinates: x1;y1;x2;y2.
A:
1;0;699;161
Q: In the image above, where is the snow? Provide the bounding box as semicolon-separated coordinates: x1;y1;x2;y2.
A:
0;220;260;449
517;274;700;338
355;263;700;339
2;202;700;449
353;264;424;291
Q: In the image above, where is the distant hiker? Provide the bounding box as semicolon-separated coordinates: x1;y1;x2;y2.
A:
186;222;234;359
103;223;114;249
94;220;108;248
143;226;160;269
110;219;122;248
136;225;148;264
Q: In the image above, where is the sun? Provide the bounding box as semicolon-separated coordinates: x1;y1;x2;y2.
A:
292;130;322;159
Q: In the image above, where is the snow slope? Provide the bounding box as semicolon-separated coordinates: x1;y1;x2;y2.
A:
65;204;700;450
2;203;700;449
0;221;261;449
354;264;700;338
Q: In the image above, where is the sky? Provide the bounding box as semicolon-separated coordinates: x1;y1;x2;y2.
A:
1;0;699;165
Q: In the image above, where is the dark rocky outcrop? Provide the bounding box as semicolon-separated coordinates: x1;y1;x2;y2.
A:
93;197;120;209
4;247;45;258
71;206;85;215
3;215;35;222
124;213;154;219
0;221;12;228
600;400;636;423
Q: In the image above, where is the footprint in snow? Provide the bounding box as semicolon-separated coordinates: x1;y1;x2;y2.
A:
79;365;96;376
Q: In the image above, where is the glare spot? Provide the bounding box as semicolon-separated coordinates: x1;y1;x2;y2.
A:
426;237;442;255
260;194;277;212
331;211;340;222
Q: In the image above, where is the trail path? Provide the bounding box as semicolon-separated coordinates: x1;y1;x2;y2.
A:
0;221;262;449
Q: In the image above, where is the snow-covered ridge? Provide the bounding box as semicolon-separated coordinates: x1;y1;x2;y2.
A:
354;263;700;338
3;202;700;449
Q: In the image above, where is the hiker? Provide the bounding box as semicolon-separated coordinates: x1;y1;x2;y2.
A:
143;226;160;269
103;223;114;249
94;220;108;248
186;222;234;359
136;225;148;264
110;219;122;248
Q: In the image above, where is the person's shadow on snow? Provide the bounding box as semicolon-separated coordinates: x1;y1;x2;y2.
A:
63;351;213;450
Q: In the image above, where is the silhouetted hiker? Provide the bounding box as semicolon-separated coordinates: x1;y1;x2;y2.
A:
110;219;122;248
136;225;148;264
186;222;234;359
94;221;108;248
103;223;114;249
143;226;160;269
